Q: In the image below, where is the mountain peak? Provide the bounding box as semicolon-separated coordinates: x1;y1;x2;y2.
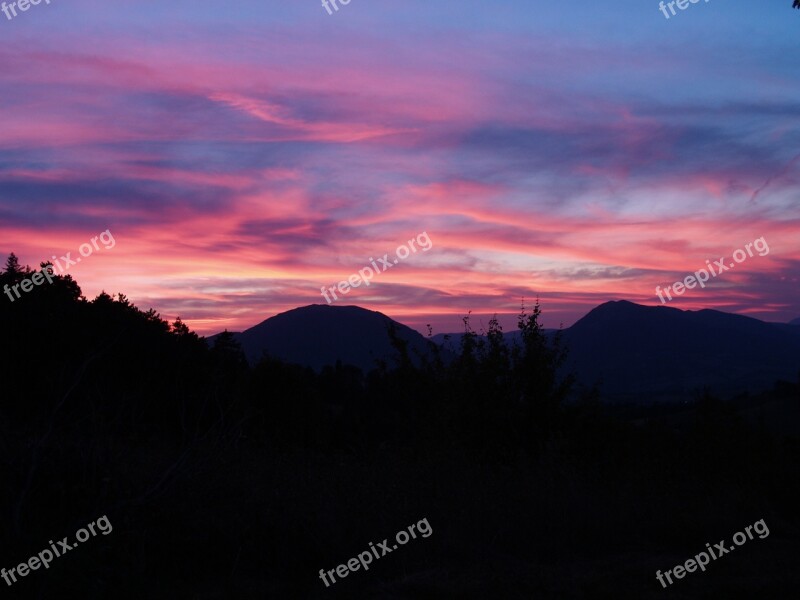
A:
251;303;390;326
563;300;800;400
573;300;677;329
230;304;434;371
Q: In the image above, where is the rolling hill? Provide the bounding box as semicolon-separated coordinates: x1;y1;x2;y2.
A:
561;301;800;401
215;304;437;372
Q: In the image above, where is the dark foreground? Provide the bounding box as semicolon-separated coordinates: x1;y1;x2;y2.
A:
1;263;798;598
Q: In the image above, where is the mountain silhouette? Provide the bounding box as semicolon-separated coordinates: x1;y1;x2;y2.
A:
562;300;800;401
216;304;437;372
214;300;800;400
791;317;800;326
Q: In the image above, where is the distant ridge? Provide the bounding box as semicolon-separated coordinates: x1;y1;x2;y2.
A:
562;300;800;401
218;304;436;372
212;301;800;401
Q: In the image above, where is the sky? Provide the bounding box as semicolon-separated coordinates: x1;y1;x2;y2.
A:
1;0;799;335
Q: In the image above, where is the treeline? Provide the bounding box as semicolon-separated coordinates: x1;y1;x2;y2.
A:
0;252;577;456
0;253;797;598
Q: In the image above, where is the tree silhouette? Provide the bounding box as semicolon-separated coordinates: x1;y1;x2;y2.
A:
4;252;20;275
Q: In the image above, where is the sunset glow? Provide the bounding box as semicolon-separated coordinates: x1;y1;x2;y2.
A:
1;0;798;335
